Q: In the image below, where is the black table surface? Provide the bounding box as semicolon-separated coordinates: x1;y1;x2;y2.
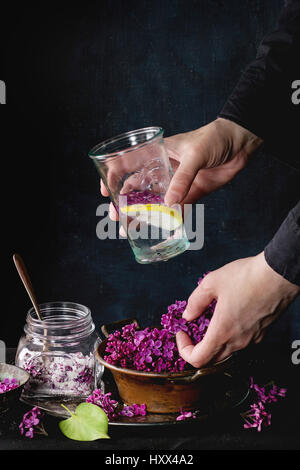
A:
1;346;299;451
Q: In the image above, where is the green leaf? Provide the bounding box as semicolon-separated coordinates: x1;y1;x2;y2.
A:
59;403;110;441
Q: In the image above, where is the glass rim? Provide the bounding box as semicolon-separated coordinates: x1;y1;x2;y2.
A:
88;126;164;161
25;302;95;342
27;301;91;328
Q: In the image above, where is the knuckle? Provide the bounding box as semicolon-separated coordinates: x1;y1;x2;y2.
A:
174;171;193;188
200;272;215;289
190;359;203;368
185;147;198;162
232;337;250;351
199;275;209;289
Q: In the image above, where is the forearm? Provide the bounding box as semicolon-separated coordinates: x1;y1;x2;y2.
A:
264;201;300;286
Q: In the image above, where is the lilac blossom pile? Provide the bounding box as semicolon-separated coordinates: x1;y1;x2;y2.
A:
19;406;48;439
120;190;163;206
86;390;147;421
0;377;19;393
104;276;214;373
241;377;287;432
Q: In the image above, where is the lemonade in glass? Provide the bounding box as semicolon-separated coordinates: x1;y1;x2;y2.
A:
89;127;189;263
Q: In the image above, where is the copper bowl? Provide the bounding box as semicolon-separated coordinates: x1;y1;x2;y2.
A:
96;318;236;414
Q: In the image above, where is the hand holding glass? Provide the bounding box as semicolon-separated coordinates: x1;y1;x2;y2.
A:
89;127;189;264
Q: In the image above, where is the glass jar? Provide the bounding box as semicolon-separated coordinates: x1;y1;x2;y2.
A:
15;302;103;399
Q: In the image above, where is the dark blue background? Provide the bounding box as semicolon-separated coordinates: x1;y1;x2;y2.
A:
2;0;299;347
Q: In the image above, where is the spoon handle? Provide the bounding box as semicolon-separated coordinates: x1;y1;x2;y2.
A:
13;253;42;321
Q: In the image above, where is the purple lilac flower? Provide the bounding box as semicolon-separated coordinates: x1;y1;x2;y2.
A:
119;403;147;418
0;378;19;393
19;407;48;439
76;366;94;384
24;363;43;379
243;402;272;432
120;190;163;207
176;408;197;421
241;378;287;432
104;275;215;373
86;390;147;421
86;390;119;421
249;377;287;404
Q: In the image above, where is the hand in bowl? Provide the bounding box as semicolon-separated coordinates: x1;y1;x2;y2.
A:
176;252;300;368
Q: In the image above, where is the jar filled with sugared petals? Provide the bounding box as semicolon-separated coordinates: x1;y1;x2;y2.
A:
16;302;103;399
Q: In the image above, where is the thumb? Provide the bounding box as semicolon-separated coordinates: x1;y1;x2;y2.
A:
176;303;227;368
165;158;200;206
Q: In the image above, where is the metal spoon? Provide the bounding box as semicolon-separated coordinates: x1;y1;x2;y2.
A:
13;253;43;321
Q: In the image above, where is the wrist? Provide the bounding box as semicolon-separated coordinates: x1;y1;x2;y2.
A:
215;117;263;160
259;251;300;299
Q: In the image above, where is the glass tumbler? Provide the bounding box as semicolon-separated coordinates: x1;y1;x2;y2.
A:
89;127;190;264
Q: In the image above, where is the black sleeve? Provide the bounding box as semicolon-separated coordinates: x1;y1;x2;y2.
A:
264;201;300;285
219;0;300;170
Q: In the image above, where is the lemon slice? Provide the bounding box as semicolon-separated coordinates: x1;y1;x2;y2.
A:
120;204;183;231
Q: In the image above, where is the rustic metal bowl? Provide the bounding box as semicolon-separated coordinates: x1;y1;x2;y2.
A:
0;363;30;413
96;318;237;414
